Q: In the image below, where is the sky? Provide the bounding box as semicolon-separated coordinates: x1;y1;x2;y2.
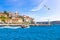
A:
0;0;60;22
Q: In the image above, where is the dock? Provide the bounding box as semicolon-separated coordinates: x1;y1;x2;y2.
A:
0;24;51;26
29;24;51;26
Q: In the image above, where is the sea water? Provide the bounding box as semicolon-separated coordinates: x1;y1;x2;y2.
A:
0;25;60;40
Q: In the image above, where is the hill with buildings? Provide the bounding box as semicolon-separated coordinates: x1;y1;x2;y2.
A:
0;11;35;24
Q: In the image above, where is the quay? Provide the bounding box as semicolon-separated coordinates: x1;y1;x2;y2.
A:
0;24;51;28
29;24;51;26
0;24;51;26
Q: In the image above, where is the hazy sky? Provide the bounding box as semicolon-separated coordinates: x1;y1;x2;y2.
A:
0;0;60;22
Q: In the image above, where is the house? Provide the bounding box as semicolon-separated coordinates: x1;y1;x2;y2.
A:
25;17;34;24
5;18;23;24
5;19;12;24
12;18;23;24
0;18;5;23
0;12;7;17
23;15;34;24
9;12;20;18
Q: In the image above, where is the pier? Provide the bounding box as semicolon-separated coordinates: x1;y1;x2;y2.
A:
0;24;51;26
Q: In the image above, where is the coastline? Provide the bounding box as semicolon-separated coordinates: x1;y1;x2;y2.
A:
0;24;51;26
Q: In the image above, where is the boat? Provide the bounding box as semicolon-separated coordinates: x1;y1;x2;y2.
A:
21;24;29;28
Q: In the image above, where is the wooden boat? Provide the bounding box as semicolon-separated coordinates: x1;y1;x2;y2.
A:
21;24;29;28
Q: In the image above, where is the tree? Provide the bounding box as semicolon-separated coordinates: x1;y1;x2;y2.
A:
0;16;7;23
0;16;6;20
4;11;9;16
4;11;7;13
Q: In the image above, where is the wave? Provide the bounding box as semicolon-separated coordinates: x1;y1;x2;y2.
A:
0;26;21;29
0;26;30;29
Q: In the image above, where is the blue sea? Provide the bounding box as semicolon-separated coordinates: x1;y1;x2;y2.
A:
0;25;60;40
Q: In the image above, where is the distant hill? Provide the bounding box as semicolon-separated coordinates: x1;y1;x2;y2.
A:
36;22;49;24
36;21;60;24
51;21;60;24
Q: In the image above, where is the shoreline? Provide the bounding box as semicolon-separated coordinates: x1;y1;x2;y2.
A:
0;24;51;26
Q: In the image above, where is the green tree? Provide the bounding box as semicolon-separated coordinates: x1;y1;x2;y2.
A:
0;16;7;23
0;16;6;20
4;11;9;16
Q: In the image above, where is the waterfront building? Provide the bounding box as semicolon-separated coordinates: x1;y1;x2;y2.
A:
11;13;16;19
0;12;7;17
5;19;12;24
23;15;34;24
12;18;23;24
